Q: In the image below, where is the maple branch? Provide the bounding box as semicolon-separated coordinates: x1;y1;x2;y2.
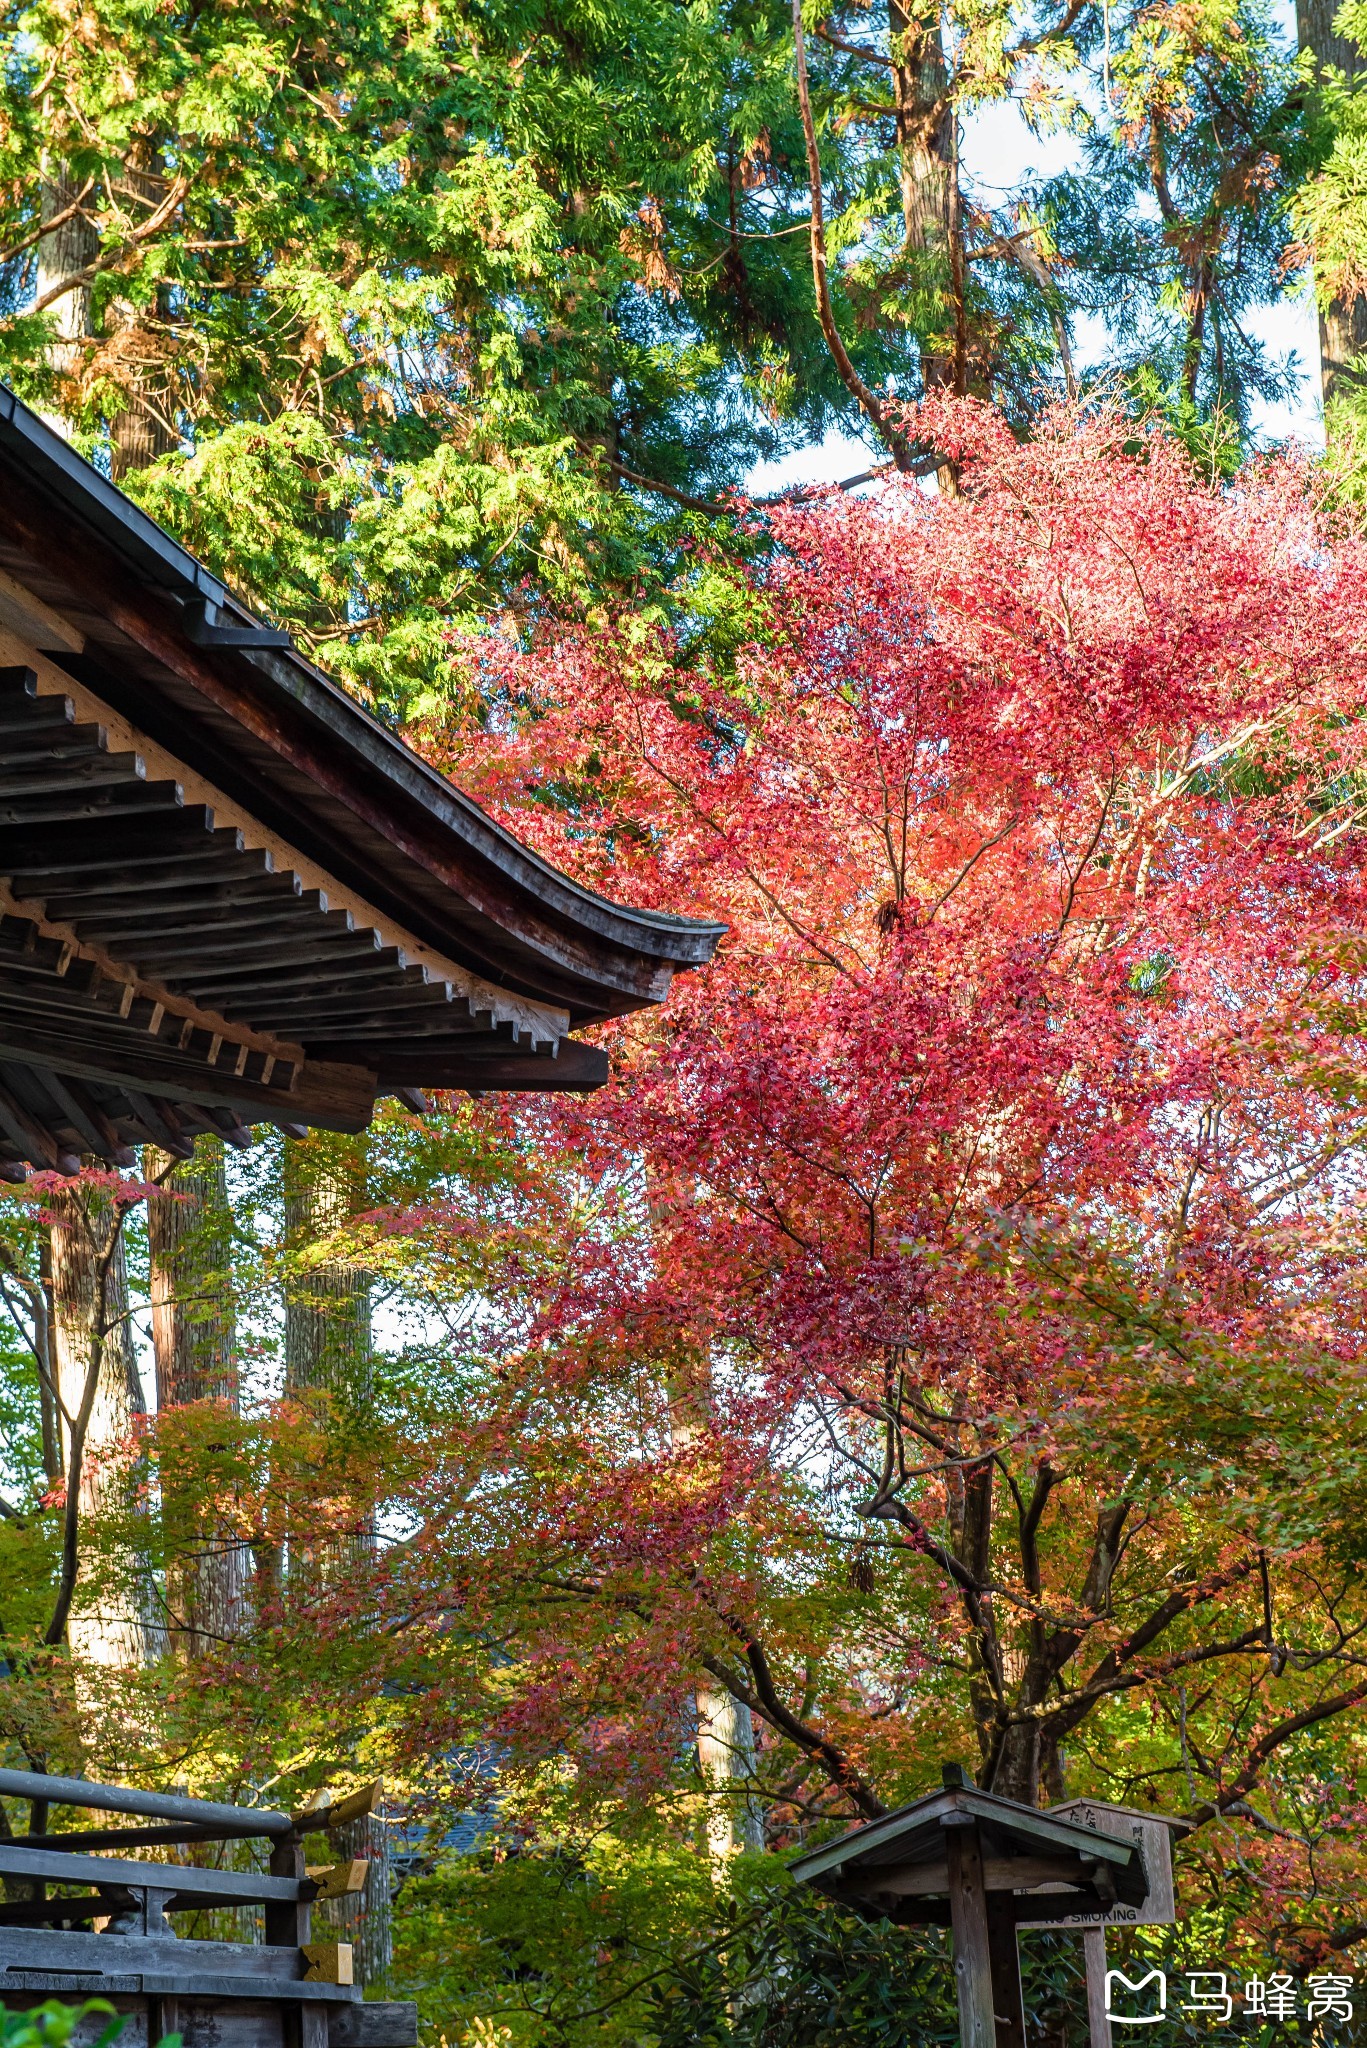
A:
925;813;1023;920
1187;1677;1367;1826
635;727;861;979
1049;1555;1263;1731
701;1644;886;1818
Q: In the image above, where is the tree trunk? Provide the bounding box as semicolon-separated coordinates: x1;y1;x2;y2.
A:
282;1135;390;1984
36;158;96;394
284;1139;373;1411
36;1237;61;1485
50;1186;161;1668
1297;0;1367;403
147;1140;246;1659
696;1684;764;1865
662;1327;765;1862
889;0;961;399
106;148;177;479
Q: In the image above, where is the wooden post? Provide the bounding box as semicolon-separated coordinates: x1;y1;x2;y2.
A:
265;1831;310;1947
945;1821;996;2048
1083;1926;1112;2048
986;1896;1026;2048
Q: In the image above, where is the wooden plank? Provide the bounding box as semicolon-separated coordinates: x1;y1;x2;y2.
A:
0;1766;290;1834
0;1843;305;1902
0;1923;302;1977
138;1977;356;2006
328;2002;418;2047
986;1895;1027;2048
945;1821;997;2048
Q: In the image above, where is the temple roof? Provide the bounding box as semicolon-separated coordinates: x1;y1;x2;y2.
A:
0;388;722;1172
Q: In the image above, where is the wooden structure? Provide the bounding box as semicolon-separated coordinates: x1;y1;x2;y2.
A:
0;385;723;1172
790;1768;1152;2048
0;1766;413;2046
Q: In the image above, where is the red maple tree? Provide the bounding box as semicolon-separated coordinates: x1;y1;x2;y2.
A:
384;400;1367;1942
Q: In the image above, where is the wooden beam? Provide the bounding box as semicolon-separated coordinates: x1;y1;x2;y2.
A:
87;899;329;948
121;1090;195;1160
0;808;229;876
865;1855;1100;1898
20;1824;257;1851
0;1021;373;1129
945;1821;997;2048
0;1766;290;1836
378;1043;606;1092
0;753;146;797
21;1066;136;1165
0;1844;303;1902
0;1079;78;1174
1083;1927;1113;2048
0;778;186;826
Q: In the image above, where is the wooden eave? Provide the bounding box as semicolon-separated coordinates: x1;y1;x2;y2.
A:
0;389;723;1172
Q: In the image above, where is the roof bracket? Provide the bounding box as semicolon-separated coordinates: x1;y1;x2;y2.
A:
184;598;291;650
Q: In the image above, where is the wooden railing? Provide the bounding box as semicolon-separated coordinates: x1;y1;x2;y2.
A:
0;1768;416;2048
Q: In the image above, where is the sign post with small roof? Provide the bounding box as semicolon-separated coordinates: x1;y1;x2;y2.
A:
791;1767;1182;2048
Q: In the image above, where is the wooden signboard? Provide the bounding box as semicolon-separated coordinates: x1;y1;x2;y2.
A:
1017;1801;1178;1930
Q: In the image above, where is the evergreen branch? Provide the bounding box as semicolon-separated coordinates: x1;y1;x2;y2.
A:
791;0;918;471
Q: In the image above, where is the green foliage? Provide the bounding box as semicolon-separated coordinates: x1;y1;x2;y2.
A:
390;1831;721;2046
1;2006;123;2048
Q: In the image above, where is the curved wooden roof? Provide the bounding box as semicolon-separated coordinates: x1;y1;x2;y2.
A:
0;389;723;1172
